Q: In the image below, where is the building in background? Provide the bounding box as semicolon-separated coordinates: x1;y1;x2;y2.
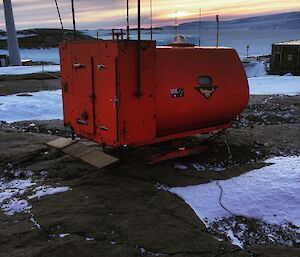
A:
270;40;300;75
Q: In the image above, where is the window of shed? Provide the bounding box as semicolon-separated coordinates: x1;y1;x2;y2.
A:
287;54;293;61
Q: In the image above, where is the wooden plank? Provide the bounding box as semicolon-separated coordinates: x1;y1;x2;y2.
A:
46;137;75;149
47;138;118;169
80;149;118;169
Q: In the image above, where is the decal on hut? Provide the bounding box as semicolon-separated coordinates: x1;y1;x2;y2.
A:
195;85;218;99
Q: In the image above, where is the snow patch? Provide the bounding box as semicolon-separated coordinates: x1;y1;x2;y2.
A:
249;76;300;96
0;90;63;122
169;156;300;247
29;186;70;199
0;65;60;75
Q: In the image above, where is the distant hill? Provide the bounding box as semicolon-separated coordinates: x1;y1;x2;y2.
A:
162;11;300;30
0;29;94;49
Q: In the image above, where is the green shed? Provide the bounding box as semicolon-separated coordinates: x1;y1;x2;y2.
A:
270;40;300;75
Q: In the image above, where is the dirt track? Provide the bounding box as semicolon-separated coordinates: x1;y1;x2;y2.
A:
0;82;300;256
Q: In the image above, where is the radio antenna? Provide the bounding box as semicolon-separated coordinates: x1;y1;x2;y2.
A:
198;8;201;46
54;0;66;40
71;0;77;41
175;11;178;35
126;0;130;39
216;14;220;47
136;0;142;98
150;0;153;40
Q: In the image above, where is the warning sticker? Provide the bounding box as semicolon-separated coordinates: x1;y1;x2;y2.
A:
170;88;184;98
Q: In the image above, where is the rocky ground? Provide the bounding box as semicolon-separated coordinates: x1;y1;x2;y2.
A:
0;80;299;257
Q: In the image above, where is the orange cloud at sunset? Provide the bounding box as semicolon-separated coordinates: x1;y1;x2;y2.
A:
0;0;299;29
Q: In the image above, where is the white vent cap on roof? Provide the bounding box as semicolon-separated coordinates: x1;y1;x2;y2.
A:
172;34;188;44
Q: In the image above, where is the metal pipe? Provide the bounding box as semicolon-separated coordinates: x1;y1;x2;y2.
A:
71;0;77;41
3;0;21;66
137;0;141;41
150;0;153;40
127;0;130;39
198;8;201;46
216;15;219;47
136;0;142;98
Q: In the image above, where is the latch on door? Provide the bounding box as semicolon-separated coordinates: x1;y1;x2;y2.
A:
73;63;86;69
97;64;108;70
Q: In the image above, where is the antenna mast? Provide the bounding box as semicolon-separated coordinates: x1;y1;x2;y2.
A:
175;11;178;35
136;0;142;98
54;0;65;40
198;8;201;46
216;14;219;47
126;0;130;39
71;0;77;41
150;0;153;40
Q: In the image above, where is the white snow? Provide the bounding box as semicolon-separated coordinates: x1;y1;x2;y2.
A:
243;61;268;78
0;90;63;122
28;186;70;199
0;170;72;219
169;156;300;227
0;48;59;64
59;233;70;238
248;76;300;96
0;178;35;215
0;65;60;75
2;198;31;215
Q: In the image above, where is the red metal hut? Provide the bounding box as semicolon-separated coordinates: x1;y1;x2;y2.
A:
60;40;248;148
59;3;249;149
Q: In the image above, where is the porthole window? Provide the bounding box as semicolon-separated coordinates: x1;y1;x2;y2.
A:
198;76;212;86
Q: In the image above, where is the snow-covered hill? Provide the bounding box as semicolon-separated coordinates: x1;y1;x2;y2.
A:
167;11;300;31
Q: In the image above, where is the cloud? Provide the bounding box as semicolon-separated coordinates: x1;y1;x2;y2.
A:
0;0;299;29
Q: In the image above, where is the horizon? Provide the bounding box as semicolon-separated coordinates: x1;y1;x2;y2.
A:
0;0;299;30
1;10;300;32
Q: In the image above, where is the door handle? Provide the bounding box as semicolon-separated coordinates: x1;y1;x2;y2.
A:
97;64;107;70
73;63;86;69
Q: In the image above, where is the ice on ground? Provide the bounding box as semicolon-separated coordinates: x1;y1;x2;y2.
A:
59;233;70;238
0;90;63;122
0;170;71;218
170;156;300;226
2;198;31;215
169;156;300;247
243;61;268;78
0;48;59;64
249;76;300;96
29;186;70;199
0;65;60;75
0;178;35;215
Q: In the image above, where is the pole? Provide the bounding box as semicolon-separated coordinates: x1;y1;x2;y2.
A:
198;8;201;46
175;11;177;35
55;0;65;41
150;0;153;40
138;0;141;41
71;0;77;41
127;0;130;39
216;14;219;47
3;0;21;66
137;0;142;97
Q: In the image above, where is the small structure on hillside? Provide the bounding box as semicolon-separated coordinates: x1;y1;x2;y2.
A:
270;40;300;75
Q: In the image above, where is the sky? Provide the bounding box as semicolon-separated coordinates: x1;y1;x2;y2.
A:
0;0;299;30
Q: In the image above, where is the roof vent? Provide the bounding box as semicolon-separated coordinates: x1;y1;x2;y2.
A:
172;34;187;44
